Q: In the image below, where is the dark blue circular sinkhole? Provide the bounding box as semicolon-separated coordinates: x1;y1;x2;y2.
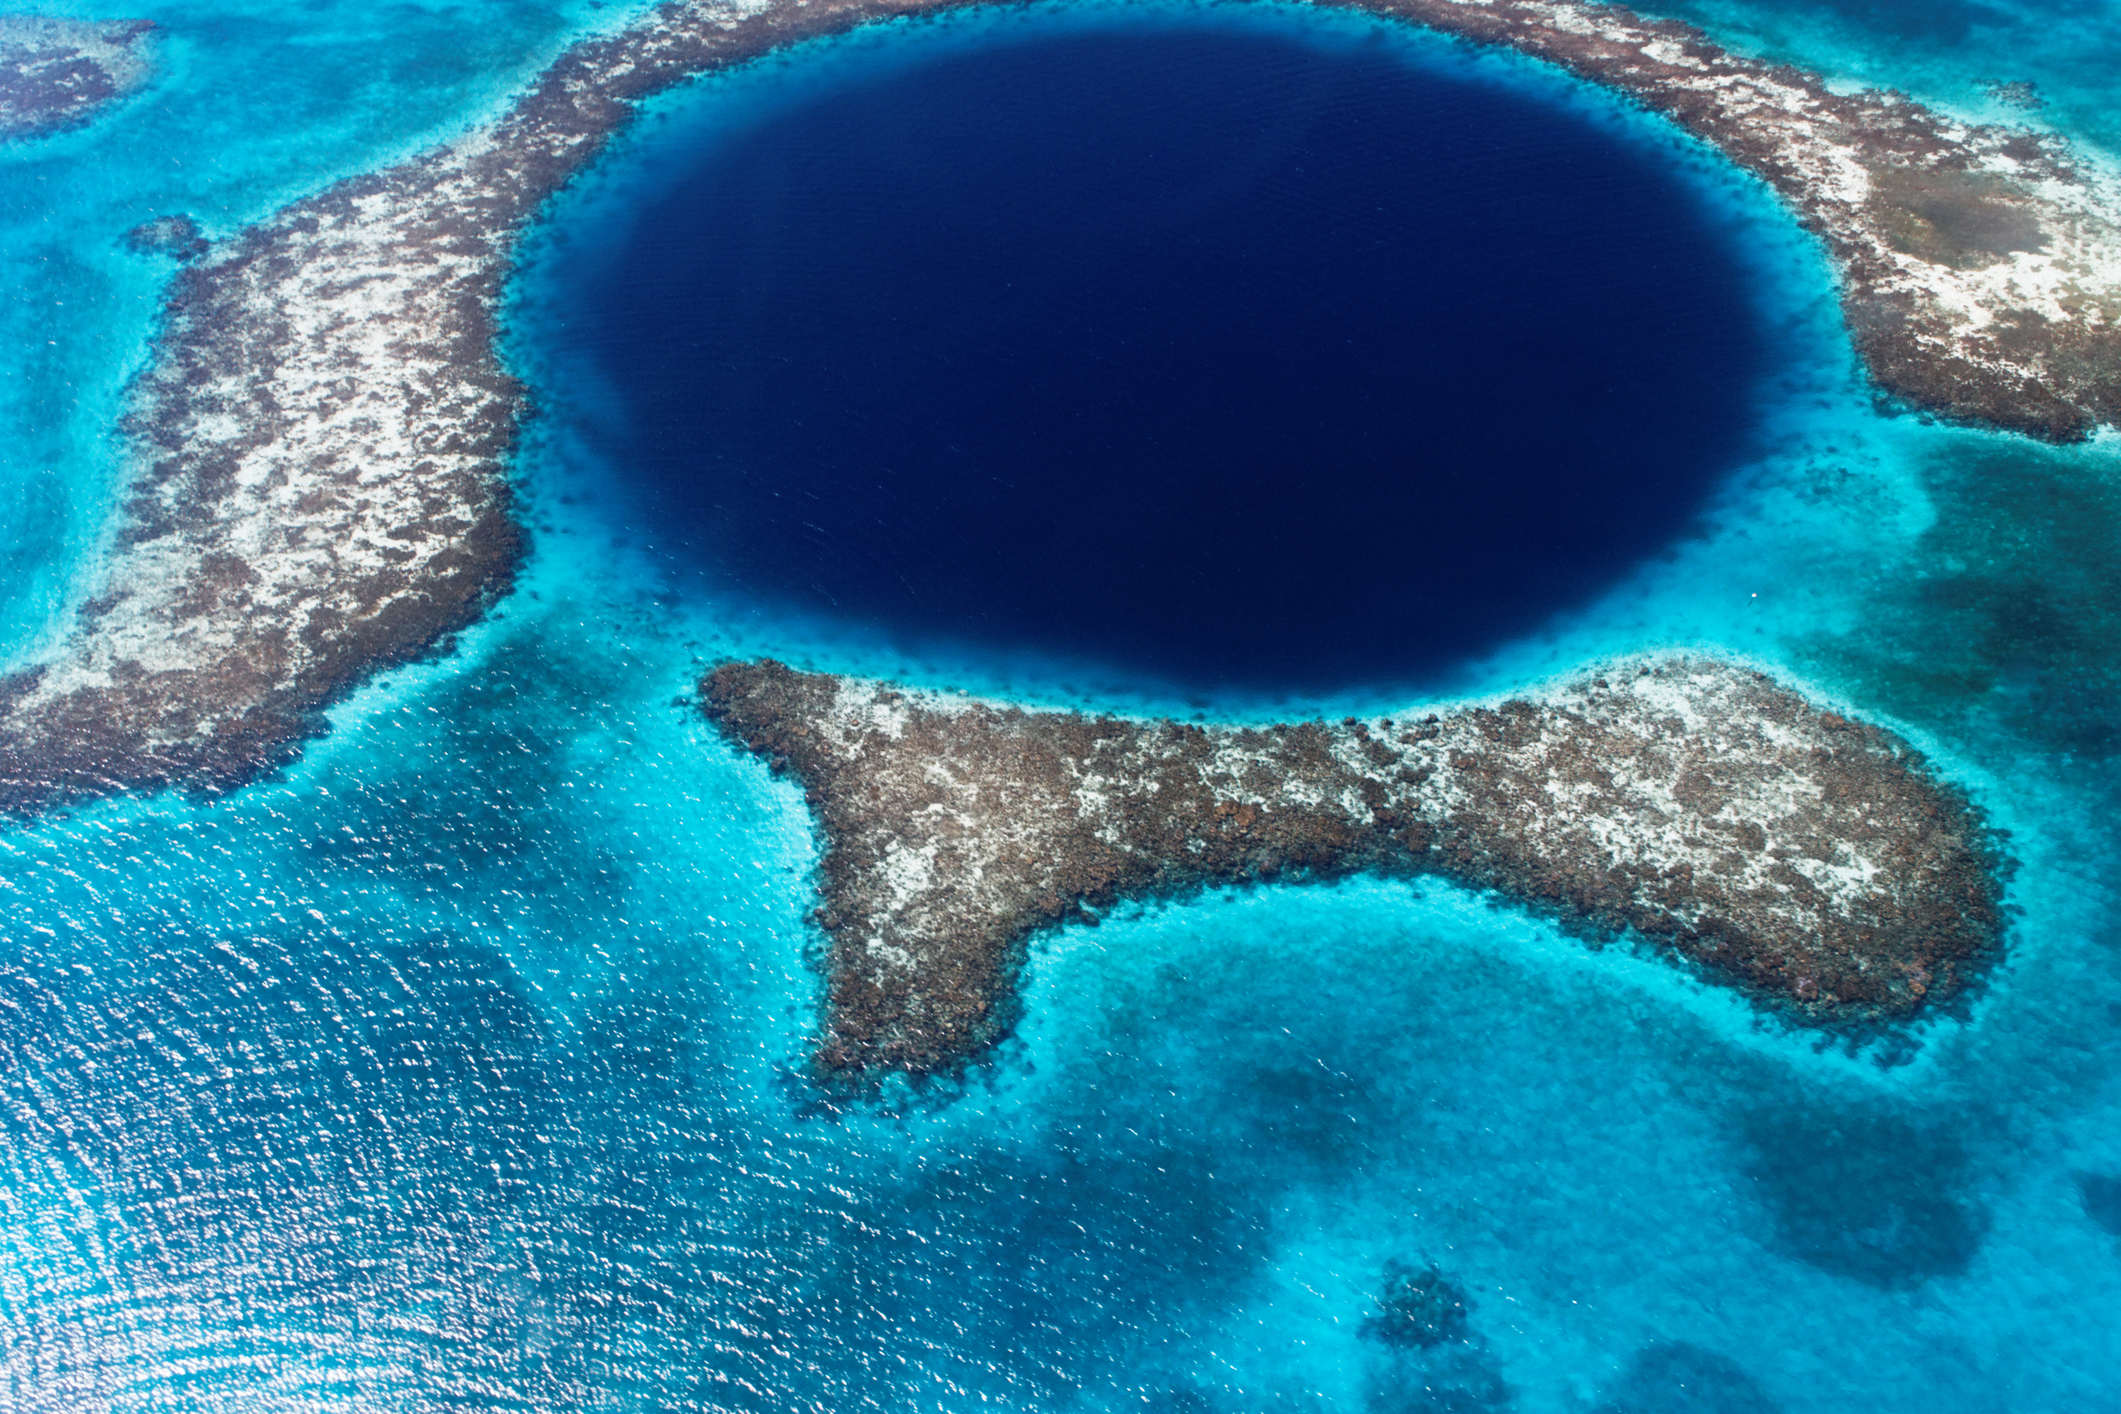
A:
559;21;1773;694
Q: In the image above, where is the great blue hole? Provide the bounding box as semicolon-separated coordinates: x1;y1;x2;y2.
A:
550;18;1774;694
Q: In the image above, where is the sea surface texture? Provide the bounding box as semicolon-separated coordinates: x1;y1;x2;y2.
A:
3;0;2121;1410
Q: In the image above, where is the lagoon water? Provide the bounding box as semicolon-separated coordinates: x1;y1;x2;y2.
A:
7;0;2121;1410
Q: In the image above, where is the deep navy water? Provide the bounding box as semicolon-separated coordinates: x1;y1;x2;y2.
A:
8;0;2121;1410
561;26;1771;693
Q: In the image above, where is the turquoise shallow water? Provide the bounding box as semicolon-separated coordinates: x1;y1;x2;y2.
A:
6;1;2121;1410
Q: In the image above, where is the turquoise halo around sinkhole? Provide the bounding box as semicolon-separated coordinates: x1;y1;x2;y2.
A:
518;5;1785;699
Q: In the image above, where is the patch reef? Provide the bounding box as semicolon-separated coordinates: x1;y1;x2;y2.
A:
704;659;2005;1079
0;16;157;139
4;0;2116;810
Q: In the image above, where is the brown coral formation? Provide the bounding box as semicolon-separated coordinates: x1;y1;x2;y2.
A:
0;16;156;139
702;658;2007;1080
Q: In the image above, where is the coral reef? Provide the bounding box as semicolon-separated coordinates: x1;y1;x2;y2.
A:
702;657;2006;1078
0;16;156;139
122;214;210;263
1363;1263;1473;1350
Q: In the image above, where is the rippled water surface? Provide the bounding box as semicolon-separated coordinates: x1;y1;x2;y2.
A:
6;0;2121;1409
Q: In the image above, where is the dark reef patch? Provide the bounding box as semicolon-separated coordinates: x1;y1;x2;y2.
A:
1797;438;2121;764
1365;1331;1516;1413
2075;1171;2121;1238
123;214;210;262
1590;1342;1780;1414
1739;1099;1989;1288
1363;1261;1473;1350
1865;165;2048;269
0;16;156;138
557;24;1771;694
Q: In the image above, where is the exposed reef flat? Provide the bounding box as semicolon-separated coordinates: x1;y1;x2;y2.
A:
4;0;2117;812
703;659;2006;1079
0;16;156;139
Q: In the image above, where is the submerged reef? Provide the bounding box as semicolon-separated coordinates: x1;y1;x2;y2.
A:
1738;1095;1989;1287
122;214;210;263
702;658;2006;1079
3;0;2117;810
1363;1263;1474;1350
0;16;156;139
2077;1172;2121;1239
1590;1342;1781;1414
